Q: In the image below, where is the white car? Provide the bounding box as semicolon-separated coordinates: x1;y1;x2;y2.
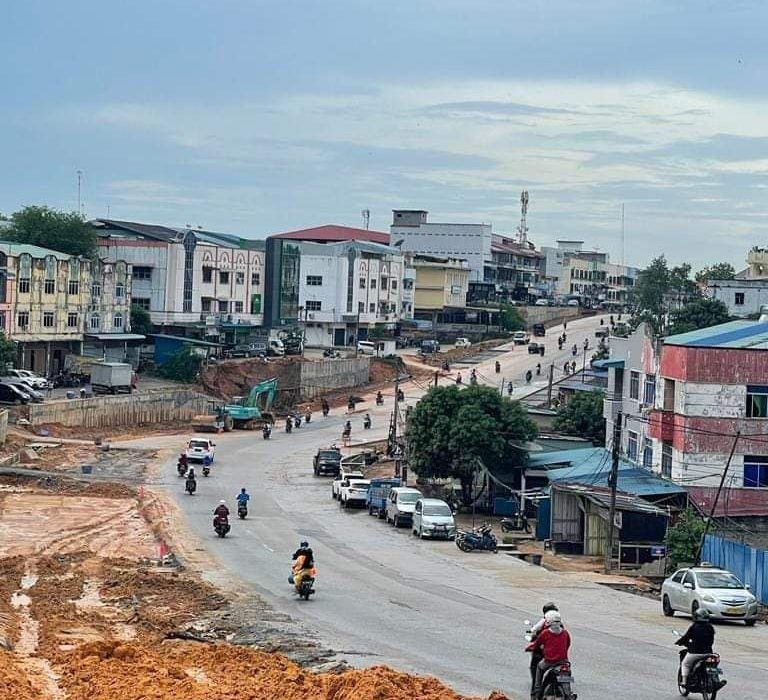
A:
567;299;580;307
331;470;364;499
7;369;48;390
185;438;216;463
357;340;376;355
412;498;456;539
339;479;370;508
454;338;471;348
512;331;530;345
661;566;759;625
534;298;550;306
385;487;423;527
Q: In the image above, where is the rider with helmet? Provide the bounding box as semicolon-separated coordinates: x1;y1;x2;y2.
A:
527;610;571;700
213;500;229;527
676;608;716;688
291;540;315;593
528;603;559;687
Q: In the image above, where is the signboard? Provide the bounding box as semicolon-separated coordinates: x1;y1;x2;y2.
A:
450;285;463;295
651;545;666;558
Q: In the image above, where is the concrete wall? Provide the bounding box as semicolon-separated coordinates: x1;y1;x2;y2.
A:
707;279;768;318
0;409;7;445
28;389;210;429
300;357;371;398
518;305;582;327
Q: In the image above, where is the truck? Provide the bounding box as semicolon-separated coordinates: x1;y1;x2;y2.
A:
250;335;285;356
90;362;134;394
224;377;277;430
366;477;401;518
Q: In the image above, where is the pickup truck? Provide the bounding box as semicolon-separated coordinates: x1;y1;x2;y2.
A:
313;447;342;476
366;477;401;518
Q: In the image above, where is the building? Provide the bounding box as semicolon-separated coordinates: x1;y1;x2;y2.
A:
706;278;768;318
268;224;389;246
408;254;470;325
487;235;545;301
92;219;265;345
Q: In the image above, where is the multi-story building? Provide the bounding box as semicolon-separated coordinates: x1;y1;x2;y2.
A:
0;242;132;374
92;219;265;345
706;278;768;318
487;235;545;300
406;254;470;325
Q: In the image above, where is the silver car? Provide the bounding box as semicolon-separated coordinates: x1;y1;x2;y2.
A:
661;566;759;625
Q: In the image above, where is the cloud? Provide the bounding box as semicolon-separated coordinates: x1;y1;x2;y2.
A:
421;100;588;117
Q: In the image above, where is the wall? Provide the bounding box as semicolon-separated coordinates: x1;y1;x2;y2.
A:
702;534;768;603
98;239;168;316
300;357;371;398
517;305;581;327
27;389;210;429
707;279;768;318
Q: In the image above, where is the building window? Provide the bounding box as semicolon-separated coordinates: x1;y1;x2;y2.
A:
359;278;366;289
68;280;80;295
370;278;376;289
744;455;768;488
90;313;100;330
306;300;322;312
203;267;213;283
17;311;29;329
18;278;30;294
746;385;768;418
629;371;640;400
380;277;388;290
44;279;55;295
735;292;745;306
0;312;5;329
627;430;638;461
201;298;212;313
18;253;31;294
369;302;375;313
643;374;656;405
113;312;123;330
663;378;675;411
44;255;56;294
642;438;653;469
251;272;260;286
234;301;244;313
218;300;228;314
358;301;364;313
661;443;673;478
133;266;152;280
219;271;229;285
132;297;151;311
236;271;245;285
391;279;398;290
91;282;101;297
66;312;78;328
115;283;125;298
68;258;80;295
306;275;323;286
43;312;55;328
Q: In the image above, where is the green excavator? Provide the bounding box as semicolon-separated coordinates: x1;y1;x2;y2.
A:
224;377;278;430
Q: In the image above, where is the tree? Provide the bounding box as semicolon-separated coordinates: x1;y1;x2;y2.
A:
552;391;606;446
0;333;17;370
669;297;730;335
665;507;706;566
407;384;538;505
130;304;153;336
7;205;97;258
695;263;736;284
499;303;525;333
157;347;203;383
632;255;669;331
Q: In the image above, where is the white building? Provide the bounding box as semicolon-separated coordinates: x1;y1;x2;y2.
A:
706;278;768;318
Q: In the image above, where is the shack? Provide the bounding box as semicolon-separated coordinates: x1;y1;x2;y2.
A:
152;334;222;366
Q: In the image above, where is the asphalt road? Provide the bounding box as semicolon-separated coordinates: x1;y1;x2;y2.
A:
153;315;768;699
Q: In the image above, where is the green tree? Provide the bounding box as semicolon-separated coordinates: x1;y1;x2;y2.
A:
664;507;706;566
129;304;153;336
695;262;736;284
669;297;730;335
7;205;97;258
552;391;606;446
157;346;203;383
632;256;669;331
499;303;525;333
407;384;538;504
0;333;17;370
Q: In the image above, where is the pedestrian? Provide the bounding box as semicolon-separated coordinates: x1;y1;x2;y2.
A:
507;381;514;396
563;321;567;331
456;372;463;385
571;360;576;373
563;361;569;375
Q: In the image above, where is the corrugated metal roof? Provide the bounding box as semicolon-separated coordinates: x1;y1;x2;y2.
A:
591;358;625;368
687;486;768;517
552;483;668;515
0;242;72;259
270;224;390;245
664;320;768;349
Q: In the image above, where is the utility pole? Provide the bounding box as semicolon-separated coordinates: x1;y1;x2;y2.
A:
547;363;554;407
434;371;439;388
581;344;588;381
695;433;740;565
604;412;622;574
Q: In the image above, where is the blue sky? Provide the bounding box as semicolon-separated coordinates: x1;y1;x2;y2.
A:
2;0;767;268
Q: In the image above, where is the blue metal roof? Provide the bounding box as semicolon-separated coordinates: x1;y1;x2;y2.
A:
591;358;625;369
664;320;768;349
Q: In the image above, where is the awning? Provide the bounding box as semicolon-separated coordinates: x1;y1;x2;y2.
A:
591;358;625;369
85;333;146;341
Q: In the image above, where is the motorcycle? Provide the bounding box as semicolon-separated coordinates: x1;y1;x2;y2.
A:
571;345;578;356
322;403;330;417
289;571;316;600
214;515;230;538
237;503;248;520
185;476;197;495
376;392;384;406
202;465;211;477
305;411;312;424
285;418;293;434
262;424;272;440
675;636;726;700
177;459;187;477
323;348;340;358
363;415;371;429
501;514;530;533
294;414;302;428
455;523;498;553
524;623;577;700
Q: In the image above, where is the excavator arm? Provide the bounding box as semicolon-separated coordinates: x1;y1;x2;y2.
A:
244;378;279;410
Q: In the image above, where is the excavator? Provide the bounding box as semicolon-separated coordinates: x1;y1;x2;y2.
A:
224;377;278;430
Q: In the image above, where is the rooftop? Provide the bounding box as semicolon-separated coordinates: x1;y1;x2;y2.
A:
0;241;72;260
664;320;768;349
92;219;264;250
686;486;768;517
270;224;389;245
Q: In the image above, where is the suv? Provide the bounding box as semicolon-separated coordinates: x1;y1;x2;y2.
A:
224;343;266;359
7;369;48;390
512;331;530;345
357;340;376;356
385;487;423;527
420;340;440;354
313;447;342;476
412;498;456;539
332;468;365;499
185;438;215;463
454;338;471;348
0;383;31;405
338;479;370;508
661;566;759;624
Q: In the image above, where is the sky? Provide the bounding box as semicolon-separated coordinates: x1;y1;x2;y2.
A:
2;0;767;269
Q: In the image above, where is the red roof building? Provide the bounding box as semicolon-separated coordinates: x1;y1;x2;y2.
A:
269;225;390;245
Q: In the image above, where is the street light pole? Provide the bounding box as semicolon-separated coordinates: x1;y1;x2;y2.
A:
582;344;588;381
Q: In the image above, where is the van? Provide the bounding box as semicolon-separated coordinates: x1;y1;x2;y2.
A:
357;340;376;355
412;498;456;539
268;339;285;356
532;323;546;337
385;487;423;527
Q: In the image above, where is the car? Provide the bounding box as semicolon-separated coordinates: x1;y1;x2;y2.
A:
527;342;542;354
0;383;30;405
313;447;342;476
339;479;371;508
534;298;549;306
332;469;365;499
661;565;759;625
595;327;610;338
566;299;580;307
532;323;546;337
385;487;423;527
420;340;440;354
512;331;530;345
454;338;471;348
224;343;265;359
357;340;376;355
185;438;215;463
7;369;48;390
412;498;456;539
0;379;43;403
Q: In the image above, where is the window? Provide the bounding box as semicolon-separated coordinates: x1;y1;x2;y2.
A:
251;272;260;286
44;279;55;295
306;275;323;286
18;253;31;294
43;312;55;328
369;302;375;313
90;313;100;330
358;301;364;313
67;312;78;328
18;278;30;293
391;279;398;290
218;300;228;314
68;280;80;295
643;374;656;405
132;297;151;311
306;300;322;311
370;278;376;289
662;442;673;478
663;378;675;411
629;371;640;400
68;258;80;295
203;267;213;283
219;271;229;284
17;311;29;329
380;277;388;290
133;266;152;280
234;301;244;313
642;438;653;469
359;278;366;289
236;271;244;285
671;570;685;584
735;292;745;306
115;283;125;298
743;455;768;488
91;281;101;297
0;312;5;329
746;385;768;417
201;298;212;313
627;430;638;461
113;312;123;330
44;255;56;294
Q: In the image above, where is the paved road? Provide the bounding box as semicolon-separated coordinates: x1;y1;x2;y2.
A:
146;315;768;699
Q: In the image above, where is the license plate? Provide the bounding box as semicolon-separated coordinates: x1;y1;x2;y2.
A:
725;606;744;614
557;675;573;683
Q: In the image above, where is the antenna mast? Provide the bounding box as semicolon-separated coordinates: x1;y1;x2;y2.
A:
76;170;83;217
621;203;625;267
517;190;529;245
361;209;371;230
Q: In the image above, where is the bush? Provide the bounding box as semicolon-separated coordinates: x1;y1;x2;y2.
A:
157;347;203;383
664;508;706;566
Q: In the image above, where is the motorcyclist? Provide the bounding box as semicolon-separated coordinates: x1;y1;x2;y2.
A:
178;452;188;470
525;370;532;384
507;381;514;396
536;363;541;376
305;409;312;423
213;500;229;527
570;360;576;373
186;466;196;480
262;422;272;438
495;360;501;374
294;413;302;428
363;413;371;429
286;416;293;432
376;391;384;405
321;398;330;416
236;488;250;511
563;361;570;375
291;540;315;593
572;344;577;356
347;395;355;413
527;610;571;700
676;608;716;689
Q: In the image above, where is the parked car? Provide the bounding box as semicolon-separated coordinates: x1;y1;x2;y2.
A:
534;298;549;306
0;378;43;403
532;323;546;337
385;487;423;527
7;369;48;390
566;298;580;307
420;339;440;354
185;438;215;463
0;383;30;405
224;343;265;359
339;479;371;508
454;337;471;348
366;477;401;518
313;447;342;476
332;469;365;499
595;327;610;339
412;498;456;539
357;340;376;356
661;565;759;624
512;331;530;345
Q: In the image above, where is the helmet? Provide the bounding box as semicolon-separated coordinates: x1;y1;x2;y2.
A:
693;608;710;621
542;602;558;615
300;541;309;549
544;610;562;625
219;500;226;505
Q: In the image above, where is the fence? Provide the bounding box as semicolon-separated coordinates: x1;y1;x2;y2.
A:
300;357;371;399
28;389;211;429
702;534;768;603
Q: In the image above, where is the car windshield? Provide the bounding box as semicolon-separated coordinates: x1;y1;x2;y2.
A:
319;451;341;460
398;492;420;503
189;440;209;449
423;504;452;516
697;572;744;589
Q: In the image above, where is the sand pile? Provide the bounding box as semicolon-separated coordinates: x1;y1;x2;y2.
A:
0;651;43;699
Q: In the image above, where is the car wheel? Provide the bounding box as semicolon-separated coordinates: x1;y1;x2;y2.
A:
331;489;336;500
419;527;425;539
662;595;675;617
745;619;756;626
412;528;417;536
691;600;700;619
